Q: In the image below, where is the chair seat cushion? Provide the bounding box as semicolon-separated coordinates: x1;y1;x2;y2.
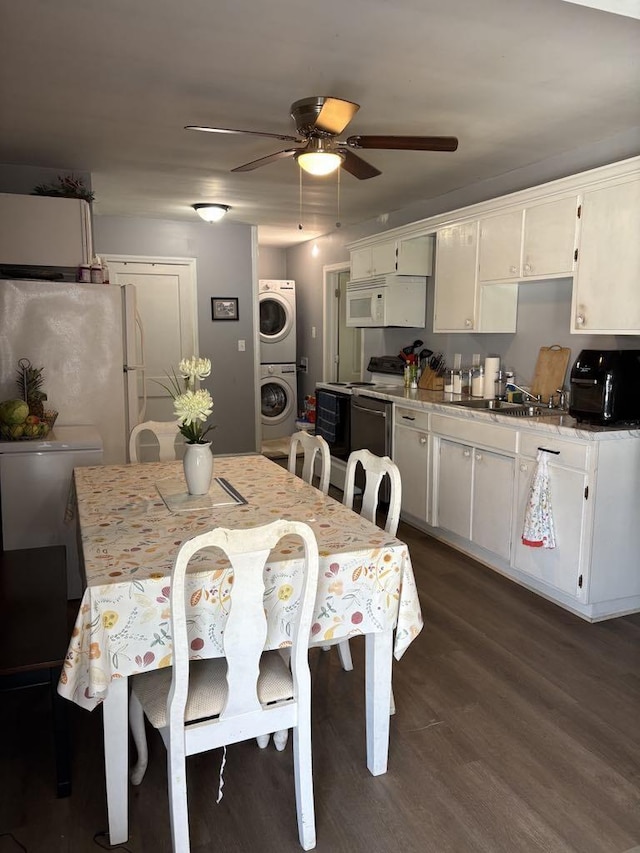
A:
131;650;294;729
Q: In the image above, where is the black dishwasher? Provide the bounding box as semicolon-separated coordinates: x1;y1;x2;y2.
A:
350;394;393;502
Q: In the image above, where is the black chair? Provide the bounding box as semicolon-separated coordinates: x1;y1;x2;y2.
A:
0;546;72;797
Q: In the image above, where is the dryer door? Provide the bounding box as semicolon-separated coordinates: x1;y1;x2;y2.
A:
259;292;294;345
261;375;296;426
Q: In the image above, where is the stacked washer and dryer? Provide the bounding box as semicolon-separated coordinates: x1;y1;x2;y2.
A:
259;280;298;440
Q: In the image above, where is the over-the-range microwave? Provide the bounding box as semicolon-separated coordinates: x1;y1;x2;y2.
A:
345;275;427;328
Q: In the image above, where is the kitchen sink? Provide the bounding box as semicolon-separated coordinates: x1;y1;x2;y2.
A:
448;398;561;418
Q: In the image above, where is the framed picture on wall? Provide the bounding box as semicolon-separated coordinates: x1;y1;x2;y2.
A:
211;297;239;321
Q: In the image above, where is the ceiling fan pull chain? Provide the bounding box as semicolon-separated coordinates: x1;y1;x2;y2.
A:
298;168;304;230
336;167;341;229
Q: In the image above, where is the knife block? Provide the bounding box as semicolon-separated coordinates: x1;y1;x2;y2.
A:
418;367;444;391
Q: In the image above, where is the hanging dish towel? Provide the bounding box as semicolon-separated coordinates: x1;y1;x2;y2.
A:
522;449;556;549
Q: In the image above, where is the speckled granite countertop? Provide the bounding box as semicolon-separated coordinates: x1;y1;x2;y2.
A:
342;386;640;441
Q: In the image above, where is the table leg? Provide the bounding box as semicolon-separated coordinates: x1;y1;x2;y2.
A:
49;666;72;798
103;676;129;845
365;629;393;776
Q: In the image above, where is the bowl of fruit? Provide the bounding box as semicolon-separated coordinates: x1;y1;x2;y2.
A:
0;399;54;440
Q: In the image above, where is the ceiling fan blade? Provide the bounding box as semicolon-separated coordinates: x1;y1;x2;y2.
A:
346;135;459;152
339;149;381;180
314;97;360;135
231;148;299;173
185;125;301;143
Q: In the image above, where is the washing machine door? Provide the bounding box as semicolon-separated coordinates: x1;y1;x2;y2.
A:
261;376;295;425
259;292;294;345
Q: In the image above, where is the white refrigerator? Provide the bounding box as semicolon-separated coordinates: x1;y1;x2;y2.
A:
0;278;145;463
0;279;145;597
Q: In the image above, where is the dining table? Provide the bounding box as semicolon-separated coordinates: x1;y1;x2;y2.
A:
58;453;423;845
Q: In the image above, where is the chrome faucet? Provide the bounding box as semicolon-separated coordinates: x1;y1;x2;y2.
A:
506;382;542;404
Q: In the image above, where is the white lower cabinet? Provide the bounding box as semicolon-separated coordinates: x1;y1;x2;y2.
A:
472;448;514;560
391;400;640;621
393;407;430;525
435;438;514;560
436;440;472;538
512;454;588;599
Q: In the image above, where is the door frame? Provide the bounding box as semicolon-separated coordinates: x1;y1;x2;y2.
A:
322;261;364;382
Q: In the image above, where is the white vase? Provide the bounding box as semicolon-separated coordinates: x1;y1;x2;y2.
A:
183;442;213;495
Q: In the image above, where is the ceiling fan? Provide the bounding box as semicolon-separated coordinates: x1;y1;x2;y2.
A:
186;95;458;180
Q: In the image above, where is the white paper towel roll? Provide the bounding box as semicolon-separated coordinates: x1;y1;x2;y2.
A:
483;357;500;398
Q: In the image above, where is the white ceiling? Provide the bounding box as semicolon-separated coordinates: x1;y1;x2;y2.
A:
1;0;638;247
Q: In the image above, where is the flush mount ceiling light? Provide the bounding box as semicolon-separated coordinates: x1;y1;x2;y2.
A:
192;203;231;222
295;138;344;176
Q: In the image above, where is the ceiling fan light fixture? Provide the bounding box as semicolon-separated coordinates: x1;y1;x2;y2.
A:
295;138;344;176
192;203;231;222
296;151;343;176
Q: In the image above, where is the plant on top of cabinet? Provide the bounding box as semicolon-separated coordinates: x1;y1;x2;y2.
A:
32;174;95;203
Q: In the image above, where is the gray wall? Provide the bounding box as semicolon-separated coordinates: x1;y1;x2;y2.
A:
286;134;640;399
257;246;287;280
94;216;257;454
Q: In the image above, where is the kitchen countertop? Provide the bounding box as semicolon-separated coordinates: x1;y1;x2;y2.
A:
331;385;640;441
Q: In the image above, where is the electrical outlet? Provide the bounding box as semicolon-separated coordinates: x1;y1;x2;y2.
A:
299;357;308;373
237;339;245;352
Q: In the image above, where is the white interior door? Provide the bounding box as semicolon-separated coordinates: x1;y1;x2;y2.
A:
337;271;362;383
106;257;197;425
323;263;362;382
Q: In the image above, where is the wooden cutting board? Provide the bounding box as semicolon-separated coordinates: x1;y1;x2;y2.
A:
530;345;571;403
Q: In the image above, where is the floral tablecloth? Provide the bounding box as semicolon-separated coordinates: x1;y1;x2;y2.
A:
59;454;423;711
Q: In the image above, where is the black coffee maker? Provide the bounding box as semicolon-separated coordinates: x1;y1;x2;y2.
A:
569;350;640;425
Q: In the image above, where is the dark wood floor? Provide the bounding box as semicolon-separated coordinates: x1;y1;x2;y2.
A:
2;520;639;853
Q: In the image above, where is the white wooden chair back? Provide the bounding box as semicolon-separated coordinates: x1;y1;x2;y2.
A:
169;520;318;730
129;420;180;463
288;431;331;495
128;520;319;851
343;449;402;537
330;449;402;677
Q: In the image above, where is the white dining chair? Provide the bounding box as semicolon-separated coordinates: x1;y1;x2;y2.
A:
288;431;331;495
333;449;402;672
128;520;319;853
128;420;180;463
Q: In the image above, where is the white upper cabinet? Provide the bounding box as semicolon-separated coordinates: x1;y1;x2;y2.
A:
349;234;433;281
572;175;640;334
0;193;93;267
396;235;433;275
434;221;518;334
434;222;478;331
522;196;578;278
478;196;579;284
478;209;523;282
350;239;396;280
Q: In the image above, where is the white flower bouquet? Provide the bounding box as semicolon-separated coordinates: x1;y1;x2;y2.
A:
157;356;214;444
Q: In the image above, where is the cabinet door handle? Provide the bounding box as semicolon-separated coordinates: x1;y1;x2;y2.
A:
510;265;518;274
475;452;482;461
402;415;416;421
520;463;529;472
419;436;427;445
523;263;532;273
464;318;473;328
576;314;585;326
462;449;471;458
